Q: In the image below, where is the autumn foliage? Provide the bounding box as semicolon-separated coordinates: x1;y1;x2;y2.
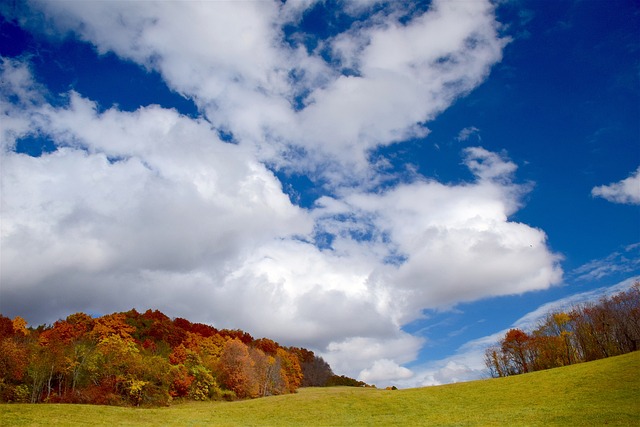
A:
0;309;337;406
485;282;640;377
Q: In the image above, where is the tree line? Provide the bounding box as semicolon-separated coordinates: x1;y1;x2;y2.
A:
485;282;640;378
0;309;359;406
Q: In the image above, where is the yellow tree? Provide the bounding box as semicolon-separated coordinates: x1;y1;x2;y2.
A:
11;316;29;337
277;348;303;393
90;313;135;342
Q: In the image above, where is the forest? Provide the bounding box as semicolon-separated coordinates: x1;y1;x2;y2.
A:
485;282;640;377
2;283;637;407
0;308;354;406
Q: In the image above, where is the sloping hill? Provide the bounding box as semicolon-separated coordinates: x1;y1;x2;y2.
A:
2;351;638;426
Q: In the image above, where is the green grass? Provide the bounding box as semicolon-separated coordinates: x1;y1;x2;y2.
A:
2;351;639;426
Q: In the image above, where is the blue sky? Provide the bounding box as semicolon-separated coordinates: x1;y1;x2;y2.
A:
1;0;638;387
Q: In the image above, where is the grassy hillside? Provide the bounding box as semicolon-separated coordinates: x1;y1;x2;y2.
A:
2;351;638;426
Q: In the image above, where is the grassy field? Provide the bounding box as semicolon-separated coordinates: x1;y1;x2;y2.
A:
2;351;638;426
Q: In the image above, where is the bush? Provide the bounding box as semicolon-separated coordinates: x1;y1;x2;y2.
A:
13;384;30;402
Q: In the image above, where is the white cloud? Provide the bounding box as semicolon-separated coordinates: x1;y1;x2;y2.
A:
0;1;566;385
359;359;414;384
0;58;44;145
0;79;312;324
591;167;640;205
324;335;423;382
456;126;481;142
27;0;319;158
26;0;506;181
462;146;518;182
324;149;562;322
419;361;483;387
292;0;507;176
569;243;640;281
210;239;396;347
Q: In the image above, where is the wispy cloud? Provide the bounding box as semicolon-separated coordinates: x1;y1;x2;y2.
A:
569;243;640;282
455;126;481;142
395;275;639;388
514;275;639;332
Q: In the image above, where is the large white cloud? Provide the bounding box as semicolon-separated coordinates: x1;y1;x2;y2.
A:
591;167;640;205
0;1;564;385
1;64;311;323
27;0;506;180
27;0;321;159
316;148;562;324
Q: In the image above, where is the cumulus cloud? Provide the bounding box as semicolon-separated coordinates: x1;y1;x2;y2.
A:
293;0;506;175
1;74;311;324
322;148;562;322
359;359;414;384
25;0;506;180
591;167;640;205
0;1;564;384
325;335;423;382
